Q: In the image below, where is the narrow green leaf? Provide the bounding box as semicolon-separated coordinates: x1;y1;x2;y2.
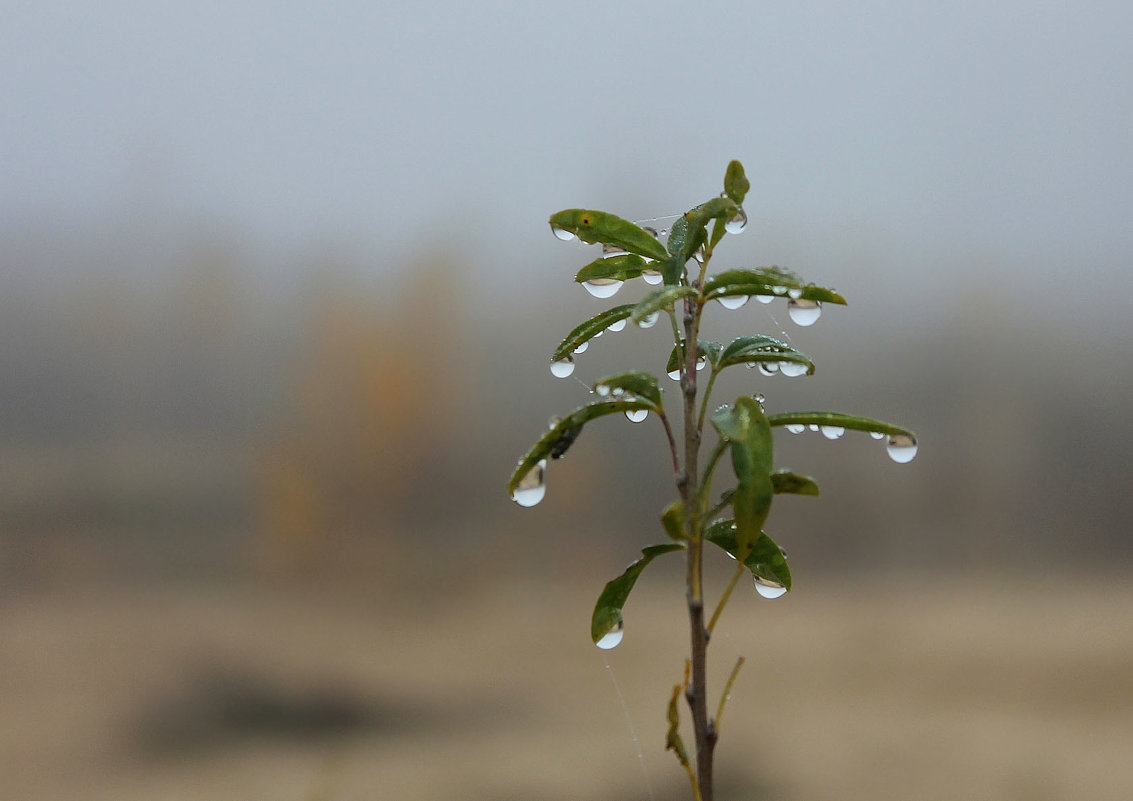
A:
767;411;916;441
704;267;847;306
661;499;687;541
771;470;820;496
657;254;685;286
575;253;649;284
666;340;722;375
665;683;691;768
705;520;792;592
549;209;669;261
724;160;750;205
717;335;815;374
591;543;685;644
710;396;774;557
508;400;654;496
592;371;663;407
632;285;698;322
666;215;689;259
552;304;635;361
674;197;739;261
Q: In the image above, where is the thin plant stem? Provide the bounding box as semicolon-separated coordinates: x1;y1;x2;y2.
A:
707;561;745;635
714;656;746;737
696;369;720;434
657;407;681;478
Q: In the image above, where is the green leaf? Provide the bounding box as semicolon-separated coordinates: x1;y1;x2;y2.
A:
632;285;698;322
716;335;814;374
767;411;916;441
724;160;750;205
552;304;636;361
666;340;722;375
661;499;687;541
592;371;663;407
674;197;739;262
705;520;792;592
771;470;820;496
656;254;685;286
591;543;685;644
710;396;774;557
575;253;649;285
508;400;655;496
549;209;669;261
703;267;847;305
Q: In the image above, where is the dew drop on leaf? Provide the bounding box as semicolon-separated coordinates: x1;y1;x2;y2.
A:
667;368;681;381
696;356;707;371
772;285;788;296
583;279;623;299
642;269;663;285
808;424;820;432
779;361;808;377
551;224;575;241
754;577;787;599
887;433;918;463
550;358;575;378
717;294;749;310
758;362;779;377
511;459;547;507
625;408;649;423
595;383;610;397
787;298;822;326
602;243;627;259
870;431;885;440
724;209;748;234
637;311;660;328
573;341;589;354
607;318;627;333
756;294;775;304
596;616;625;650
786;423;805;434
820;425;845;440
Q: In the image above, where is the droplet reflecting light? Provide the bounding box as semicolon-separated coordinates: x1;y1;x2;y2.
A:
820;425;845;440
607;319;627;333
596;617;625;650
724;209;748;234
550;358;575;378
511;460;547;507
787;299;822;326
551;225;575;241
718;294;749;310
625;408;649;423
637;311;660;328
754;577;787;599
583;279;623;299
887;433;918;463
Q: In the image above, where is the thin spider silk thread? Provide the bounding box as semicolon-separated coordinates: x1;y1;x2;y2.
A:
601;651;656;801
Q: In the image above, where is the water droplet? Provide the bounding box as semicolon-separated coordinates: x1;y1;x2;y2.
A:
667;368;681;381
820;425;845;440
659;227;669;236
592;329;604;338
696;356;707;371
611;387;625;397
637;311;660;328
642;269;663;285
596;617;625;650
573;341;589;354
772;285;788;295
870;431;885;440
887;433;918;463
583;279;623;299
756;294;775;304
808;424;820;432
607;319;627;333
753;392;765;405
551;224;575;241
786;423;805;434
787;298;822;326
754;577;787;599
779;361;808;377
595;383;611;397
787;287;803;299
725;209;748;234
602;243;627;258
758;362;779;376
717;294;749;310
625;408;649;423
694;246;706;263
511;459;547;507
550;358;575;378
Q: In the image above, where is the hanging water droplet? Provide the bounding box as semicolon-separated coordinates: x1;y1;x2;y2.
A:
595;616;625;650
887;433;918;463
667;368;681;381
551;224;575;241
694;246;706;264
786;423;805;434
779;361;808;377
753;392;765;405
717;294;749;310
637;311;660;328
573;341;589;355
754;577;787;599
787;298;822;326
787;287;803;299
772;285;788;295
724;209;748;234
756;294;775;304
550;358;575;378
808;424;820;432
592;329;604;338
696;356;707;371
820;425;845;440
642;269;663;285
659;227;669;236
870;431;885;440
602;243;627;259
511;459;547;507
611;387;625;397
595;383;610;397
607;319;627;333
583;279;623;299
625;408;649;423
758;362;780;377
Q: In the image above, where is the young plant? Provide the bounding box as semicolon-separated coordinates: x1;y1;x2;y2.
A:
507;161;917;801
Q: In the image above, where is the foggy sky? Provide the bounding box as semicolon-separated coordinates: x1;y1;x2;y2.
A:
3;1;1132;324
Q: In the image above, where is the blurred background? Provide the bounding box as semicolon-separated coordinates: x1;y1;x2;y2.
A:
2;2;1131;799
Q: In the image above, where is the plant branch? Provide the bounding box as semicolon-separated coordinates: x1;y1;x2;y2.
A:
707;561;745;635
714;656;746;737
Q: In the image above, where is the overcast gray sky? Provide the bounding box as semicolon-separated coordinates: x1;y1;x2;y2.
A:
3;1;1132;322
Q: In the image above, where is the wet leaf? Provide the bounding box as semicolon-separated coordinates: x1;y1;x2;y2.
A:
549;209;669;261
661;499;687;541
767;411;915;441
508;400;655;497
591;543;685;644
673;197;739;262
716;335;814;374
592;371;663;406
703;267;847;305
724;160;750;205
710;396;774;557
552;304;636;361
666;340;722;375
632;285;697;322
771;470;820;496
575;253;649;285
705;520;792;591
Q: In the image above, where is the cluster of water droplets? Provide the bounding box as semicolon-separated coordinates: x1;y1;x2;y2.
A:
593;382;651;423
784;424;918;463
